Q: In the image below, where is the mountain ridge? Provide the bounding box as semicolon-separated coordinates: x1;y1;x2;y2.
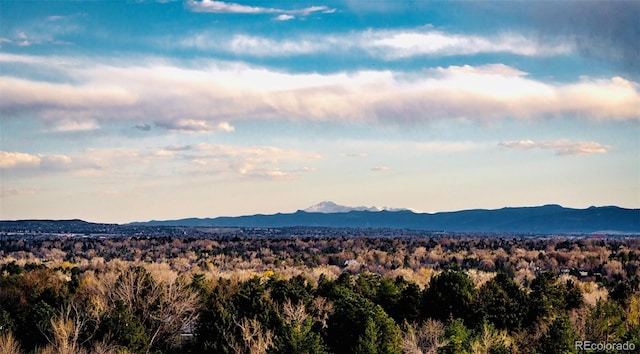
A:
126;204;640;234
2;204;638;234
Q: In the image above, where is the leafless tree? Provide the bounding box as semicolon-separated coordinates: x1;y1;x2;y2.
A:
402;319;448;354
470;322;513;354
226;317;274;354
103;267;199;353
39;304;87;354
283;299;307;324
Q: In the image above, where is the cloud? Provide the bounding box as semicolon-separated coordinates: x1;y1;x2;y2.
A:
1;32;32;47
274;14;295;21
0;76;137;112
414;141;485;153
135;123;152;131
186;0;334;16
156;119;235;133
341;152;369;158
40;154;73;170
371;166;390;172
1;55;638;129
50;118;100;132
0;151;74;170
177;28;572;58
182;33;331;56
0;13;83;48
1;186;40;198
498;140;610;156
524;1;640;78
182;143;322;163
0;143;322;181
154;143;323;179
0;151;41;169
46;15;66;21
362;30;572;59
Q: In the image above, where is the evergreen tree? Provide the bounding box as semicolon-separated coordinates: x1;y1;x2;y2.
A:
422;270;476;323
474;273;528;330
326;287;401;354
99;300;150;353
442;318;472;354
539;315;578;354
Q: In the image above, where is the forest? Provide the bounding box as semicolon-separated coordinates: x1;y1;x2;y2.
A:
0;229;638;353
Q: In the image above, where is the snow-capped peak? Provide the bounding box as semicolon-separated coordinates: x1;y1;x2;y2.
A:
304;201;409;213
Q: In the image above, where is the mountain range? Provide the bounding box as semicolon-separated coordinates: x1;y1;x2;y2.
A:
127;202;640;234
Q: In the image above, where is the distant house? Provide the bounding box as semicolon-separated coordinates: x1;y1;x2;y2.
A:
343;259;359;267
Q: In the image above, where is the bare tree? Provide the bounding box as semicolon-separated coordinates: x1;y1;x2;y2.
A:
470;322;513;354
311;296;334;329
103;267;199;353
226;317;274;354
38;305;87;354
88;337;123;354
283;299;307;324
147;276;200;350
402;319;448;354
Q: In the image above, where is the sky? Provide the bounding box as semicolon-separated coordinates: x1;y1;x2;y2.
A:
0;0;639;223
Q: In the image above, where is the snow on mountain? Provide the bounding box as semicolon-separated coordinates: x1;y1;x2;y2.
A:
304;201;408;213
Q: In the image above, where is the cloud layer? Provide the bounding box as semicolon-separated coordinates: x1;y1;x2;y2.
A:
1;55;638;133
498;140;610;156
1;142;322;181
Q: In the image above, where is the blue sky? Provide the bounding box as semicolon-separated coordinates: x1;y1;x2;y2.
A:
1;0;638;223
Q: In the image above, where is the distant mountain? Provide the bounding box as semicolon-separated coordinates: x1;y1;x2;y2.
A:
128;204;640;234
0;219;119;233
304;201;408;213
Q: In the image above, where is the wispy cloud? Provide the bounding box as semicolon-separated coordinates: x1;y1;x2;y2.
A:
362;29;572;59
152;143;323;180
414;141;485;153
50;118;100;132
341;152;369;158
1;186;40;198
185;0;334;19
498;139;610;156
155;119;235;133
181;33;331;56
1;143;322;181
135;123;152;131
177;28;572;58
0;13;83;48
371;166;390;172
